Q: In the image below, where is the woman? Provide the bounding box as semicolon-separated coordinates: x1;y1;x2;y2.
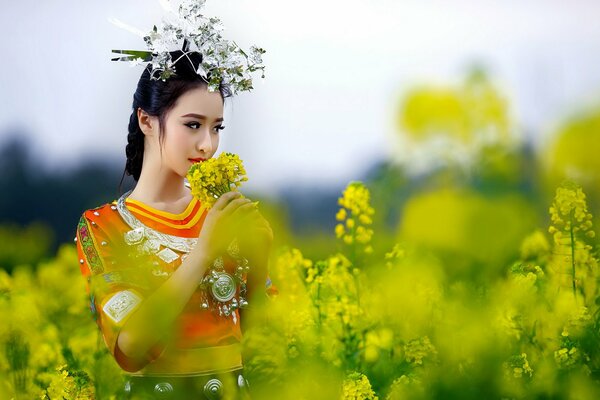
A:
75;49;276;399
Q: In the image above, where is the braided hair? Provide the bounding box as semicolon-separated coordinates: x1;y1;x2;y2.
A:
118;50;232;194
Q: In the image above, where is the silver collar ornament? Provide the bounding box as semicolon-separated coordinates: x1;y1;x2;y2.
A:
116;190;250;323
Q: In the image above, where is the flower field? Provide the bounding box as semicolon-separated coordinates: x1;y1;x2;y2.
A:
1;178;599;399
2;71;600;399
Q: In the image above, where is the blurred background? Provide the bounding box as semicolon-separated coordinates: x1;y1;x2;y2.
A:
1;0;600;269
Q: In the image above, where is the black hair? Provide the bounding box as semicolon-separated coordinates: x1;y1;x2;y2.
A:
118;50;232;195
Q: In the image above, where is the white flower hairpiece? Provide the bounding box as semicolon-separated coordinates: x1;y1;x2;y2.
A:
110;0;266;94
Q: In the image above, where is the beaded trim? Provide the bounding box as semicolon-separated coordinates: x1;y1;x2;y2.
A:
77;216;105;275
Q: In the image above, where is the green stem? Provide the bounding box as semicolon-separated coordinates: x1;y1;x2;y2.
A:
569;213;577;300
350;214;361;307
316;282;322;330
354;274;361;308
350;217;356;267
338;313;349;371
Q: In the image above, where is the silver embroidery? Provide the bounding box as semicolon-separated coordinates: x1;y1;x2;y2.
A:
116;190;198;253
103;290;142;323
157;248;179;264
124;227;144;245
141;238;161;254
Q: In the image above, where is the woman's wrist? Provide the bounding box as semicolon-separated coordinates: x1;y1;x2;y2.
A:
186;240;214;283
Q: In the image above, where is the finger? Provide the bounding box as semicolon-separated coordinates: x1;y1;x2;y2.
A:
254;221;273;234
220;198;254;218
229;209;260;232
230;201;260;218
212;191;243;211
245;211;267;225
237;217;271;238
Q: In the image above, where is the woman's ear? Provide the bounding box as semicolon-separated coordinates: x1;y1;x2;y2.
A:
137;107;157;137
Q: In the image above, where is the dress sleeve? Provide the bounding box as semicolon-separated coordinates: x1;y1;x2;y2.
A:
265;274;279;298
75;210;166;372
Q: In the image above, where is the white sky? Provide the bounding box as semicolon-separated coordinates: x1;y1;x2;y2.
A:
2;0;600;192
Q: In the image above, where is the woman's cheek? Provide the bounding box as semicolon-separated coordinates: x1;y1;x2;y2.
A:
212;135;220;153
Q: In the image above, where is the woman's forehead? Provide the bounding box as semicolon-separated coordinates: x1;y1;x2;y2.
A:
172;87;224;119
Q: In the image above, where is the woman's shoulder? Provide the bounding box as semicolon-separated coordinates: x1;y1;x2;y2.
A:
78;200;121;231
81;200;117;216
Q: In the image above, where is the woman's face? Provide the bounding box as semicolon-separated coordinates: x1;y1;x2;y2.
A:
160;86;225;177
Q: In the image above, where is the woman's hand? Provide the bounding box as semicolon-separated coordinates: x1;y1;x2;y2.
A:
237;203;273;291
196;191;256;262
237;204;273;261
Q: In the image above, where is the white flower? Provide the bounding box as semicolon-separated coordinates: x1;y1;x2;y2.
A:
128;57;145;67
196;64;209;79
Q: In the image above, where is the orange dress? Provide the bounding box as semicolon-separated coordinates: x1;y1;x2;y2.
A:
75;191;278;376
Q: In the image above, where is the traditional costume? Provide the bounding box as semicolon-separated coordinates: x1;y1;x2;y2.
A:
76;187;277;399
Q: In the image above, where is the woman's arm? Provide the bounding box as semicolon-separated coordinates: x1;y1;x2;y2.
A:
116;242;210;365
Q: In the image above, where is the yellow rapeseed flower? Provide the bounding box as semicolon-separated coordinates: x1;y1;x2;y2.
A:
337;182;375;218
335;224;346;239
359;214;372;225
549;181;595;242
505;353;533;379
547;181;598;300
186;152;248;207
341;372;378;400
334;181;375;253
336;208;347;221
520;229;550;261
403;336;437;366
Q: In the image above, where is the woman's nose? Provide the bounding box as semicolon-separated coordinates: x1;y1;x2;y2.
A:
195;131;212;153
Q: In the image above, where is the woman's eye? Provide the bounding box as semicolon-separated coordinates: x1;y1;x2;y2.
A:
186;123;225;132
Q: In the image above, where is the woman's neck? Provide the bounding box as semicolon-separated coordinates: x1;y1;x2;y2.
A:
128;164;192;213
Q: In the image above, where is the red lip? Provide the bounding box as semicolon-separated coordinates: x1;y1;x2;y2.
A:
189;158;206;163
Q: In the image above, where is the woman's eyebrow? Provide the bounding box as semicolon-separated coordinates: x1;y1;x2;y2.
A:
181;113;224;122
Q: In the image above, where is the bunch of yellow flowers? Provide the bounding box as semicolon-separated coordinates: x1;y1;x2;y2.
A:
341;372;378;400
335;182;374;253
547;181;597;299
548;181;595;241
186;152;249;207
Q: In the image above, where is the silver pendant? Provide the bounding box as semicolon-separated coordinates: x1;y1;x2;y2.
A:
211;272;236;302
213;256;224;269
197;239;250;318
222;304;231;316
